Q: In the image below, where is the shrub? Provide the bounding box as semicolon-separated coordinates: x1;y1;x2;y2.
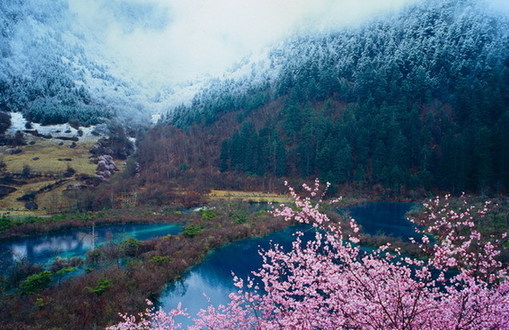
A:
54;267;77;284
199;209;216;220
149;256;173;264
3;261;42;290
0;217;15;231
121;238;141;257
19;271;53;295
182;225;203;237
86;278;112;295
230;210;248;224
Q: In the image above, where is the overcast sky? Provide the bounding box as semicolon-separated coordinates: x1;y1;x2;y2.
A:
67;0;507;86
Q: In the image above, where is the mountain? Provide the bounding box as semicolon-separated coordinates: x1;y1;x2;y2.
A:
0;0;171;125
1;0;508;195
153;0;509;194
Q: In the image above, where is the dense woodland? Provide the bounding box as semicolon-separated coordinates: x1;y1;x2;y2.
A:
1;0;508;197
158;0;509;194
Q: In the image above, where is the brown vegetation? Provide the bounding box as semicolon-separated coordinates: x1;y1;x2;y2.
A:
0;202;287;329
0;129;130;216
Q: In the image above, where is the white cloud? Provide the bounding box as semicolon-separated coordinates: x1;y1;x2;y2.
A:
69;0;419;85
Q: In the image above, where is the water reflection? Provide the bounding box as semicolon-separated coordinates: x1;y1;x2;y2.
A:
0;223;182;273
345;202;416;239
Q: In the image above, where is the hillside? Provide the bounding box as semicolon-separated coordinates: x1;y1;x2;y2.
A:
0;0;170;125
150;0;509;195
0;112;135;216
1;0;508;208
0;113;94;216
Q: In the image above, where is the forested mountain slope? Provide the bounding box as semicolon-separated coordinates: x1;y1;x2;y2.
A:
2;0;508;194
0;0;153;125
158;0;509;194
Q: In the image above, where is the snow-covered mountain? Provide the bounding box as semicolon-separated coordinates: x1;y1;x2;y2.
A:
153;0;509;193
167;0;509;127
0;0;199;125
0;0;287;126
1;0;508;129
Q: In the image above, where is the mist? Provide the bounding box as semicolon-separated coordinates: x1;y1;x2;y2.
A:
68;0;420;86
487;0;509;13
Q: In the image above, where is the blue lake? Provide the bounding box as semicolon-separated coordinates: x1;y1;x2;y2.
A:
160;202;415;326
0;201;417;325
345;202;416;238
159;225;314;325
0;223;182;273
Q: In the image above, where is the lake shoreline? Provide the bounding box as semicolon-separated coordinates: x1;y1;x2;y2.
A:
0;194;374;241
4;195;502;329
0;201;292;328
0;211;188;241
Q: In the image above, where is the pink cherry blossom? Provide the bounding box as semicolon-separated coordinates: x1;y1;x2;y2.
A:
111;182;509;329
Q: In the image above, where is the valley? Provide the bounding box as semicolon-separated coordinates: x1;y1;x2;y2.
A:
1;0;508;328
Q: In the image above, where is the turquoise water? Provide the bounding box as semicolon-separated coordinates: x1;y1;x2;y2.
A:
0;223;182;272
0;202;416;326
160;202;415;326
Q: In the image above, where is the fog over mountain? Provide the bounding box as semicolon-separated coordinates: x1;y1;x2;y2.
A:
0;0;507;125
70;0;420;84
